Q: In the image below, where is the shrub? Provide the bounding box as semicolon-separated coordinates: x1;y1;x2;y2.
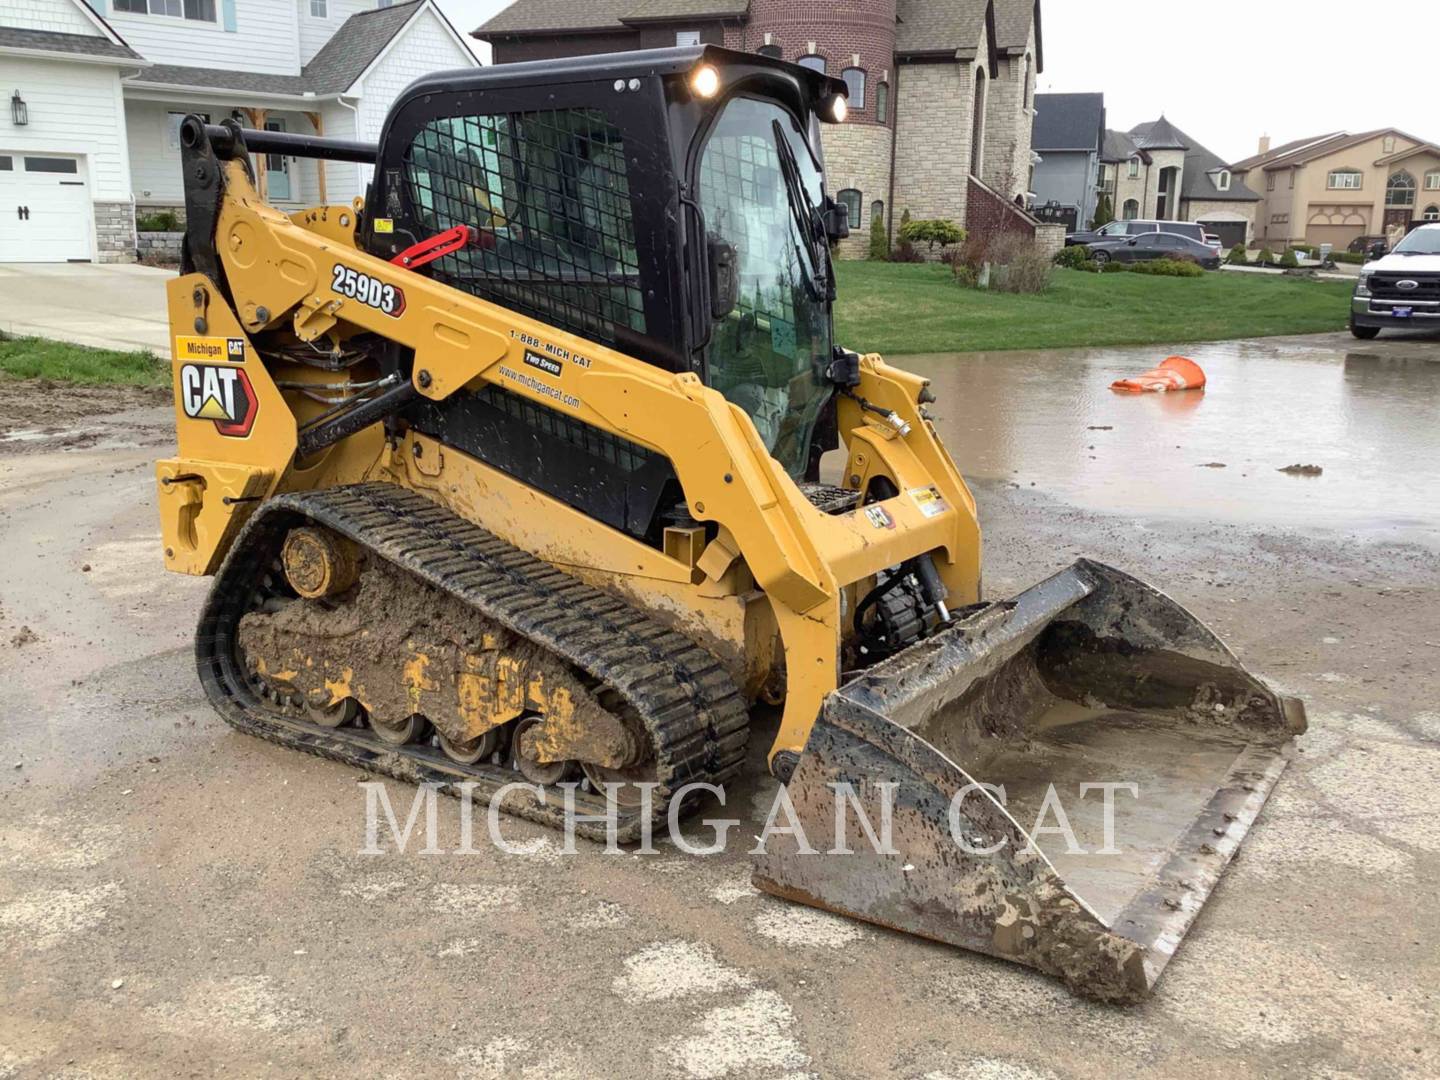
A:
951;263;980;288
1124;258;1205;278
1101;259;1128;273
867;210;889;260
136;209;180;232
889;239;924;262
1279;248;1299;268
1256;247;1277;266
1331;251;1367;265
1090;193;1114;230
990;243;1054;294
898;218;966;254
1227;243;1248;265
1053;245;1096;271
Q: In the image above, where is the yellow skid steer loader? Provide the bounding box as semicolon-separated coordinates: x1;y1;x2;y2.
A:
154;47;1304;1003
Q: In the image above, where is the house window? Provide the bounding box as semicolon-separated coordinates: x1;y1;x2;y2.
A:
870;199;883;228
1383;136;1396;154
1387;171;1416;207
167;110;209;151
1266;172;1276;192
114;0;216;19
836;188;861;229
875;81;888;124
1328;169;1362;190
24;156;79;173
309;0;325;16
757;44;782;58
1426;171;1440;190
1288;170;1295;189
675;30;701;47
0;156;12;171
1425;205;1440;221
1122;198;1139;220
1098;163;1113;187
1127;156;1139;178
841;67;865;110
1215;169;1231;192
797;55;826;74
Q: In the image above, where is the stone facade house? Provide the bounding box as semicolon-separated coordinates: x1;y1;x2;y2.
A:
1230;129;1440;250
1029;91;1104;231
0;0;476;263
476;0;1045;258
1095;116;1260;247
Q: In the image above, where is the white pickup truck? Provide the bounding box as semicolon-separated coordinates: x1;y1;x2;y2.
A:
1351;222;1440;338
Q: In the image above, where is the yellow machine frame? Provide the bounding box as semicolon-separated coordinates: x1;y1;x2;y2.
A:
157;159;981;765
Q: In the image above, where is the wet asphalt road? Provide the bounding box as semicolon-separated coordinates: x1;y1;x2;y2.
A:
1;332;1437;1079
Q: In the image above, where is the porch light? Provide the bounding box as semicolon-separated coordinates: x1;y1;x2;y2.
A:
10;91;27;127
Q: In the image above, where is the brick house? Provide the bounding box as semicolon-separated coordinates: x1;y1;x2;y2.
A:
1094;116;1261;248
475;0;1045;258
1230;129;1440;250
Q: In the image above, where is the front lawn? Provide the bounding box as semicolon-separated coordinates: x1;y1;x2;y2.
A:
833;264;1354;355
0;334;168;387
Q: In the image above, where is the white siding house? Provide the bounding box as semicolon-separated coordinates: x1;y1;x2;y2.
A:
0;0;477;262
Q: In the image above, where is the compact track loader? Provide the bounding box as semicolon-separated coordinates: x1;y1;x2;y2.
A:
155;46;1305;1003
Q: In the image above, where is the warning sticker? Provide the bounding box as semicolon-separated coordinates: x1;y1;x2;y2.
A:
373;218;394;233
175;335;246;363
908;486;949;519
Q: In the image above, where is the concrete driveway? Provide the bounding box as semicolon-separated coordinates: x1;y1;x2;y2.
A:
0;263;174;354
0;334;1436;1078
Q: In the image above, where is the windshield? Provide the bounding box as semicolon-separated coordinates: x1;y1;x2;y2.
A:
1392;228;1440;255
697;97;833;479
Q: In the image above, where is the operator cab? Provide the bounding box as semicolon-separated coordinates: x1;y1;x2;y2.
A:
365;46;851;487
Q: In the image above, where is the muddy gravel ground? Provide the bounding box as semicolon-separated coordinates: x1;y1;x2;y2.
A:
2;358;1438;1078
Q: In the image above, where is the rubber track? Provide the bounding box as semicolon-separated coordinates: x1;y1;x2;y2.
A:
195;483;750;842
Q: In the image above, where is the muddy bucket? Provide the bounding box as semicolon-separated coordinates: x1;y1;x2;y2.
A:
752;559;1306;1003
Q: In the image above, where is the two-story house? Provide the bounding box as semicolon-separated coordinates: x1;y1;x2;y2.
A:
0;0;476;263
1029;91;1104;231
475;0;1045;259
1230;128;1440;250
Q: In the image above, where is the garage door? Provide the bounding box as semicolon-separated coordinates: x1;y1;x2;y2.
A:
1307;224;1365;251
1199;219;1247;248
0;153;92;263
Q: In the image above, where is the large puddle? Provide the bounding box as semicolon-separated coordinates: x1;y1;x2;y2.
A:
900;336;1440;539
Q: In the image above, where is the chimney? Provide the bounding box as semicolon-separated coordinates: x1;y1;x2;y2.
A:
1258;134;1271;155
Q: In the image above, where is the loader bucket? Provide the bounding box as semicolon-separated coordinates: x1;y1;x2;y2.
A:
752;559;1306;1003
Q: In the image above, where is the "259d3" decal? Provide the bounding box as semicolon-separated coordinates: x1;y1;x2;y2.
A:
331;264;405;317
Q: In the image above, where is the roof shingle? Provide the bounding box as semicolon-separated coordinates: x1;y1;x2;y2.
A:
1032;92;1102;152
0;26;142;62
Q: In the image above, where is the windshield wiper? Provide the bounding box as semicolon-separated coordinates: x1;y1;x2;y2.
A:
771;119;829;302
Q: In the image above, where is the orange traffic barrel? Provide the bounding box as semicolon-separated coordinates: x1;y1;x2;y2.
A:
1111;356;1206;393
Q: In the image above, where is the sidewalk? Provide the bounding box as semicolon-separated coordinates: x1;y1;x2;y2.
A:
0;262;175;354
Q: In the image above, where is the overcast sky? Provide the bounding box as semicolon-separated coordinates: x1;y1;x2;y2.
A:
438;0;1432;165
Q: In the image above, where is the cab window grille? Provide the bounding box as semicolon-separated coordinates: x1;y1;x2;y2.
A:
405;109;645;345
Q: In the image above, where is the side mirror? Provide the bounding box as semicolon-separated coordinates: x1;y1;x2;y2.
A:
708;235;739;320
1127;238;1139;246
823;197;850;242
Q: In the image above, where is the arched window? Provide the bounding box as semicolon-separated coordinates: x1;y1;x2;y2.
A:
875;81;889;124
836;188;861;229
1425;205;1440;222
1387;171;1416;207
870;199;884;228
1214;169;1231;192
757;44;782;59
841;67;866;109
1327;169;1362;190
1023;53;1034;110
1122;198;1140;220
1127;156;1140;178
797;55;826;74
1426;171;1440;191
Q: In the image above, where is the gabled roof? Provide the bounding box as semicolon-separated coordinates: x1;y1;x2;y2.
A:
1100;128;1146;164
1236;128;1430;172
1130;116;1189;151
895;0;1000;64
1137;118;1259;202
1031;92;1103;152
1229;131;1344;173
0;25;143;62
993;0;1041;67
478;0;742;36
126;0;472;100
1372;141;1440;167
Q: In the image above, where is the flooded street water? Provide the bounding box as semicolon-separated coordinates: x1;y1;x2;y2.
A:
904;334;1440;542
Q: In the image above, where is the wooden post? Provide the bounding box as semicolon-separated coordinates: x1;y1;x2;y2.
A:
242;107;269;201
304;110;327;205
